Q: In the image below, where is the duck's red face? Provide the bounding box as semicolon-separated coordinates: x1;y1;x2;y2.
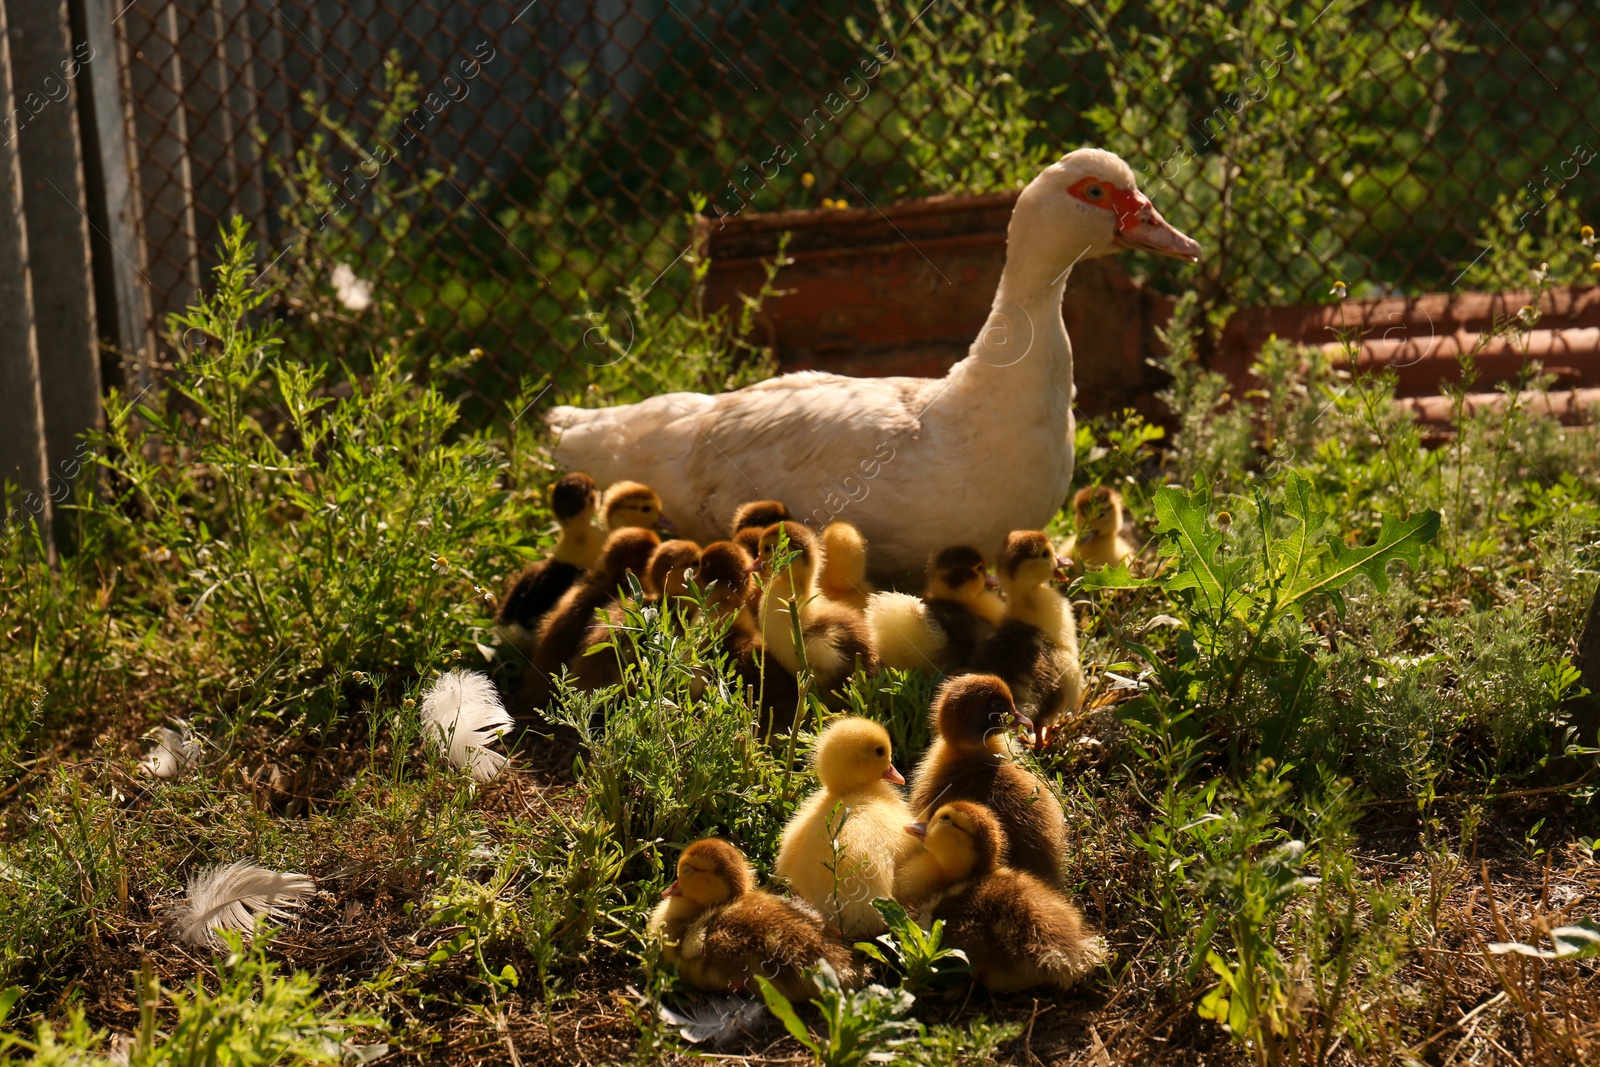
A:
1066;175;1201;262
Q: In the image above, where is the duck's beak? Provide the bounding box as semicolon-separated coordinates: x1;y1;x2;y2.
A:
1112;191;1202;263
1011;708;1035;732
983;572;1001;590
662;881;682;899
1054;555;1073;581
655;515;678;534
882;764;906;785
905;821;928;839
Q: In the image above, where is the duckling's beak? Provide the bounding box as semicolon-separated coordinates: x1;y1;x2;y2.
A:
1011;708;1035;732
904;821;927;840
655;515;678;534
1111;192;1203;263
662;881;683;898
983;572;1001;590
882;764;906;785
1053;555;1072;581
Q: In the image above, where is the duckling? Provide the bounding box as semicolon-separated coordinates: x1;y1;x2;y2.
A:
896;801;1103;993
1068;486;1136;571
496;473;601;657
817;521;875;613
695;540;802;736
602;480;675;534
866;545;1001;672
756;521;878;705
649;838;858;1001
908;674;1068;887
775;717;917;937
966;531;1085;746
523;527;661;708
571;539;703;692
730;499;790;557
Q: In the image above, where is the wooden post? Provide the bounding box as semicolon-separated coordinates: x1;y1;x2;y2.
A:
68;0;153;393
0;0;52;547
10;0;102;536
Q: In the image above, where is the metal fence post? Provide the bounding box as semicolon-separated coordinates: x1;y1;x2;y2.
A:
10;0;102;541
0;0;53;548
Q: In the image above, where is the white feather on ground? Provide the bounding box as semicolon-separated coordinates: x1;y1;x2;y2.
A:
175;861;315;945
419;669;514;782
139;724;202;780
657;996;768;1045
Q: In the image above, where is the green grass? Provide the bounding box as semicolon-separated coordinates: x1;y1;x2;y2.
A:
1;224;1598;1065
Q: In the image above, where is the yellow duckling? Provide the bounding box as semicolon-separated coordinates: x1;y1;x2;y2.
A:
866;545;1002;672
649;838;858;1000
817;521;876;612
908;674;1068;887
775;717;917;938
1067;486;1136;571
756;522;878;704
895;801;1104;993
966;530;1085;746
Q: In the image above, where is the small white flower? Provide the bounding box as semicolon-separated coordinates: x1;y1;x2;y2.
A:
1330;280;1348;300
331;263;373;313
1581;225;1594;247
1530;263;1549;284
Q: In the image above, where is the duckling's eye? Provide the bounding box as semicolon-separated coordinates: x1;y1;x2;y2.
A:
1085;183;1106;201
874;745;885;757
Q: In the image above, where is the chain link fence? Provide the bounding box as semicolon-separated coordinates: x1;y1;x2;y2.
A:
112;0;1599;424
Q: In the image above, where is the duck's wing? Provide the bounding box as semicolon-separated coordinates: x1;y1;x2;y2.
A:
549;373;938;540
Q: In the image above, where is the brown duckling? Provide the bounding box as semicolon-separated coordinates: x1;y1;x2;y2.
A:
649;838;858;1000
522;527;661;707
1068;486;1136;571
908;674;1068;887
571;539;703;692
818;521;875;613
966;531;1085;747
496;473;601;657
731;500;791;557
695;540;802;736
756;521;878;705
867;545;1002;672
602;480;675;533
775;717;916;937
895;801;1103;993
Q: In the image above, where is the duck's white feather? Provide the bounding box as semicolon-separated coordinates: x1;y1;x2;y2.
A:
140;724;202;780
420;669;514;782
176;861;314;945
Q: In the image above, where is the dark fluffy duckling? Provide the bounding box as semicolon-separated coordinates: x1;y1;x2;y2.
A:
571;539;703;692
648;838;858;1000
496;473;601;656
966;531;1085;746
523;527;660;707
866;545;1002;672
756;521;878;706
602;480;675;533
731;500;790;558
908;674;1068;887
895;801;1103;992
695;541;801;736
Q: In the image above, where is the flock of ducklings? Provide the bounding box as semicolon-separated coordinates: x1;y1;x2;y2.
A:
495;473;1138;999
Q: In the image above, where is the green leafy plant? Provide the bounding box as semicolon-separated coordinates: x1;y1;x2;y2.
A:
855;899;970;994
758;962;920;1067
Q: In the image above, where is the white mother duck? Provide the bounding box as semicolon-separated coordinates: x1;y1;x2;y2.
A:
547;149;1200;576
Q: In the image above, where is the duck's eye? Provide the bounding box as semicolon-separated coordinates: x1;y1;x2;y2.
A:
875;745;885;757
1085;183;1106;201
